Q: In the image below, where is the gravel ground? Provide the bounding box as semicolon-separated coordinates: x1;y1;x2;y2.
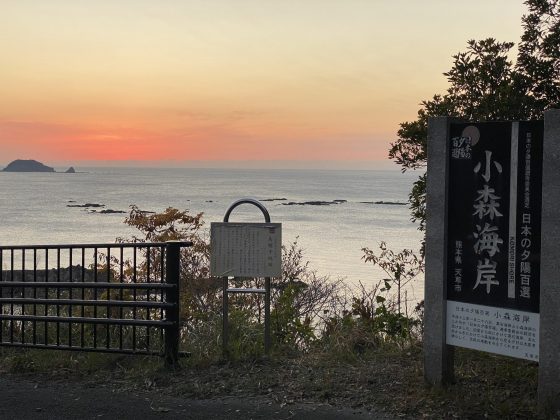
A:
0;345;544;419
0;375;393;420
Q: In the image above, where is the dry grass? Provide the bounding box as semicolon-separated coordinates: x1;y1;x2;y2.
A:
0;344;547;419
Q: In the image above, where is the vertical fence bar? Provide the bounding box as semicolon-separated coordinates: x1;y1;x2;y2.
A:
93;247;98;348
44;248;48;345
10;249;14;343
106;247;111;349
69;249;73;347
164;242;181;366
146;246;151;351
81;248;85;349
132;247;137;351
56;248;60;346
0;250;3;344
119;247;124;351
33;249;37;345
160;247;165;347
21;249;25;344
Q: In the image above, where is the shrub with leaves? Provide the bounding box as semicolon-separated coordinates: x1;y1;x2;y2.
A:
118;207;344;360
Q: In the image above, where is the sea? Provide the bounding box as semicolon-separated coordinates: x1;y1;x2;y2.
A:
0;167;424;300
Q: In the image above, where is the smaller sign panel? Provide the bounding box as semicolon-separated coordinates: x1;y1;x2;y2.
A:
446;301;539;361
210;222;282;277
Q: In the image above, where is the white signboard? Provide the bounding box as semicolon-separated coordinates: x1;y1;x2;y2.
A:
210;222;282;277
446;300;539;361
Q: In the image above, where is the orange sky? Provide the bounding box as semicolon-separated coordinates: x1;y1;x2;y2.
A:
0;1;526;168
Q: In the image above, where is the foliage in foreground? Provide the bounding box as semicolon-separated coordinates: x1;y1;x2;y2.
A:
117;206;422;362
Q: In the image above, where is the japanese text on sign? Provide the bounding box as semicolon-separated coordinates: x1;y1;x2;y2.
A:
210;222;282;278
446;121;543;360
447;301;539;361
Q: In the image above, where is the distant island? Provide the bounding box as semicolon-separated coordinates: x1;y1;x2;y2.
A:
3;159;55;172
2;159;75;173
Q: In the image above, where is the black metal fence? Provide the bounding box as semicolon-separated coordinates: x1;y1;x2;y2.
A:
0;241;191;364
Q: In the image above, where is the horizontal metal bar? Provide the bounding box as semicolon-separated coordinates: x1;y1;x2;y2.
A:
227;288;266;294
0;241;193;250
0;342;162;356
0;298;173;309
0;282;175;290
0;243;166;250
0;314;173;327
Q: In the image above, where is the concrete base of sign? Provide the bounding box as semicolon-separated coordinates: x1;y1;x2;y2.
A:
424;116;460;386
538;109;560;414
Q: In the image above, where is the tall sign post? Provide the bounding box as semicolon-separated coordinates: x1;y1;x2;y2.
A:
210;198;282;358
538;109;560;412
424;116;459;385
424;110;559;413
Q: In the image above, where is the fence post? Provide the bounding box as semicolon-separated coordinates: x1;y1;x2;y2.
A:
165;241;181;366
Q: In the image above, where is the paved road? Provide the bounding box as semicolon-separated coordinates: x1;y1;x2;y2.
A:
0;376;390;419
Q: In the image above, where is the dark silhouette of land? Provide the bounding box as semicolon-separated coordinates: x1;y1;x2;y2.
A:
3;159;55;172
2;159;77;173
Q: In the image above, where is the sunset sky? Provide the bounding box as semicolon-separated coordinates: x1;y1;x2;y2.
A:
1;1;526;168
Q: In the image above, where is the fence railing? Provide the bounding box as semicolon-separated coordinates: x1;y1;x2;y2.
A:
0;241;191;364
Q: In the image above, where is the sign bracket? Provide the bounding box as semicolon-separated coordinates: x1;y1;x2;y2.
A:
220;198;273;358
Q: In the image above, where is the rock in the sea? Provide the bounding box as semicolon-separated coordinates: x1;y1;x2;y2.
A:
282;200;345;206
360;201;407;205
67;203;105;208
3;159;55;172
65;167;76;173
96;209;126;214
374;201;407;205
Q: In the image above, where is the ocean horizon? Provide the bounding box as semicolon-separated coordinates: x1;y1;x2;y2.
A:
0;166;424;300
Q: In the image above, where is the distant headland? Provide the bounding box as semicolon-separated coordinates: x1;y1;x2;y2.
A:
2;159;76;173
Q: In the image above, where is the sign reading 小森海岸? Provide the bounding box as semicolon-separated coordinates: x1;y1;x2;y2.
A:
446;121;543;361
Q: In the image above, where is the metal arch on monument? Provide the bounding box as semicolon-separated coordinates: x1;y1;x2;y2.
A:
210;198;282;358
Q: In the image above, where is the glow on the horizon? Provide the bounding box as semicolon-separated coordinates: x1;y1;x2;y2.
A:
0;1;526;166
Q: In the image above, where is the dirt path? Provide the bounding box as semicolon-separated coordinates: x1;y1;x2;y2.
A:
0;375;392;419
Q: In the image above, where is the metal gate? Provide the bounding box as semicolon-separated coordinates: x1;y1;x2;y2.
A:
0;241;190;364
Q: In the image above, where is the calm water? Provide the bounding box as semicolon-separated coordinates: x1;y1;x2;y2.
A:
0;167;423;295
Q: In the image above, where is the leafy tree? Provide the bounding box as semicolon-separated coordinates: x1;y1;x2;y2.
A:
390;0;560;243
518;0;560;114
